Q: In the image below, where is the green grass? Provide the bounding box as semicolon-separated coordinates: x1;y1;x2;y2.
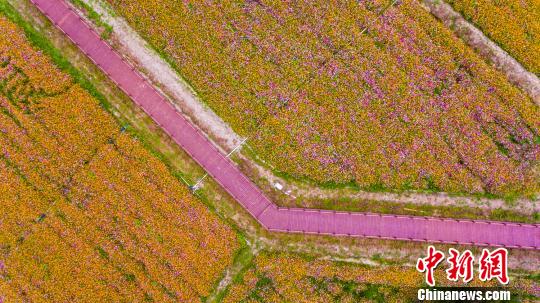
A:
68;0;112;39
207;233;255;303
370;253;397;266
302;195;537;223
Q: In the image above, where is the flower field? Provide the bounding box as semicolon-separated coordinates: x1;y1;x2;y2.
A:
446;0;540;75
223;252;538;302
0;15;238;302
109;0;540;197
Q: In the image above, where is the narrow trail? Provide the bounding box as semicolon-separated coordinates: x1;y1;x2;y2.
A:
31;0;540;250
421;0;540;104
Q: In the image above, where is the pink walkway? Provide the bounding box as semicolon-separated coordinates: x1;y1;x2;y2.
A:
31;0;539;250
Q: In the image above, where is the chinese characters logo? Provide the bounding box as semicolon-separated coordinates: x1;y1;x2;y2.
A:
416;246;508;286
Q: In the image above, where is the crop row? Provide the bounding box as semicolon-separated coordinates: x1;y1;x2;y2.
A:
109;0;540;197
0;15;238;302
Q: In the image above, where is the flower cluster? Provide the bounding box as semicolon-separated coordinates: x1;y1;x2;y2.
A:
0;15;238;302
109;0;540;197
447;0;540;74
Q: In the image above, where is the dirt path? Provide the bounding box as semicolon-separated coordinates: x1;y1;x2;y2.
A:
78;0;243;151
246;154;540;215
421;0;540;104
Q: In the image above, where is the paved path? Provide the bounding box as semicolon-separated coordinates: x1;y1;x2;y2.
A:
31;0;540;250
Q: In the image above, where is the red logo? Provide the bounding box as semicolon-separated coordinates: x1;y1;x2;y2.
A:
446;248;474;283
416;246;445;286
479;248;509;285
417;246;509;286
